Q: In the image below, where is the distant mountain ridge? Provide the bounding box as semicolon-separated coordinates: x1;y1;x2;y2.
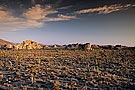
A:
0;39;14;46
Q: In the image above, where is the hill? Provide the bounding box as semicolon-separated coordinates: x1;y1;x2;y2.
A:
0;39;14;46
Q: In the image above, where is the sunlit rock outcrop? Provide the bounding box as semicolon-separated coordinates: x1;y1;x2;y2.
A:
14;40;42;50
91;44;100;49
65;43;92;50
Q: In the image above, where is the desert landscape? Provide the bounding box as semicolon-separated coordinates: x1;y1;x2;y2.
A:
0;39;135;90
0;0;135;90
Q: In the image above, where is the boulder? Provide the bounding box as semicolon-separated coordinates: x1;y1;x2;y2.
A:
78;43;92;50
91;44;100;49
43;45;49;49
84;43;92;50
53;45;57;48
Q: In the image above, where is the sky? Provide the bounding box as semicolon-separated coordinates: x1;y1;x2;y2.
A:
0;0;135;46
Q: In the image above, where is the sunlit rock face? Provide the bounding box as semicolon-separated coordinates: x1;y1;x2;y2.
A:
52;44;57;48
91;44;100;49
84;43;92;50
14;40;42;50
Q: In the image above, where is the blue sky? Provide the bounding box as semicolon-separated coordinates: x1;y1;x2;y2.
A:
0;0;135;46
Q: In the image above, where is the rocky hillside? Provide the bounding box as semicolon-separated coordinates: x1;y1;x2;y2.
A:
0;39;13;46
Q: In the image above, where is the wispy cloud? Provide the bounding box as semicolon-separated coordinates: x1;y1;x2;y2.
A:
23;5;58;20
0;5;43;32
23;4;76;22
0;3;135;33
0;4;76;33
0;19;43;32
42;14;76;22
57;6;73;10
75;4;135;14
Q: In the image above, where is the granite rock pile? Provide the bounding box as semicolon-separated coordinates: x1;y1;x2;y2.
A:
14;40;42;50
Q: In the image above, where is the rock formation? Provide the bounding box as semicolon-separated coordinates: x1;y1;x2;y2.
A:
101;45;114;49
84;43;92;50
114;45;124;50
43;45;49;49
14;40;42;50
53;45;57;48
65;43;92;50
78;43;92;50
91;44;100;49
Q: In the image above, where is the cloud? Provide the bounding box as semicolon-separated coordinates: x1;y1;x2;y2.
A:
0;5;44;32
0;4;76;33
0;20;43;32
23;5;58;20
0;9;43;32
75;4;135;14
23;4;76;22
42;14;77;22
0;6;17;22
1;3;134;33
57;6;73;10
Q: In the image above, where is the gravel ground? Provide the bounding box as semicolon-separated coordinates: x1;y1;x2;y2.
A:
0;49;135;90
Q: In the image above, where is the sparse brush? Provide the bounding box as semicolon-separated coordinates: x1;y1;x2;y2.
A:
36;59;41;64
87;62;90;72
82;73;87;79
0;72;3;81
0;48;134;89
95;67;101;75
9;60;12;67
54;69;60;73
0;61;4;67
53;81;60;89
30;74;36;84
71;81;76;89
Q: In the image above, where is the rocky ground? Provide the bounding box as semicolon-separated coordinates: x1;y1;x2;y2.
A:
0;49;135;90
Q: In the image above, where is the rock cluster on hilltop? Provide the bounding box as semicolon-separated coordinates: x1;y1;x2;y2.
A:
65;43;92;50
64;43;131;50
78;43;92;50
13;40;42;50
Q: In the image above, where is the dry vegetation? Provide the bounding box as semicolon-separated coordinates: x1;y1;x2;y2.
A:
0;49;135;90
